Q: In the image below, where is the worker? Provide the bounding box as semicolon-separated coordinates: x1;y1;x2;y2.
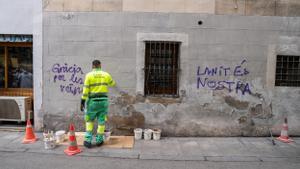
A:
80;60;116;148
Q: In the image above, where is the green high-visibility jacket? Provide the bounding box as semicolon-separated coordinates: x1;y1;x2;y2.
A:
81;68;115;100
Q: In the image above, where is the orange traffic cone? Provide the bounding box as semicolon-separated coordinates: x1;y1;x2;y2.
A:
64;123;82;156
277;117;293;143
22;118;37;144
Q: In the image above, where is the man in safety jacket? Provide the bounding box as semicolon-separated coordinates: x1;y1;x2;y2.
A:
80;60;116;148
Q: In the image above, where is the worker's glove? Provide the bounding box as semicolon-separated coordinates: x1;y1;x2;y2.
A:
80;99;86;112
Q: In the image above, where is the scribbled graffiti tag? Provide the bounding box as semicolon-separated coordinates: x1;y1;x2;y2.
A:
196;59;251;95
51;63;84;96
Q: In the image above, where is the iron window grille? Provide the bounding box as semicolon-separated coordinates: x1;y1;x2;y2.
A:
144;41;180;97
275;55;300;87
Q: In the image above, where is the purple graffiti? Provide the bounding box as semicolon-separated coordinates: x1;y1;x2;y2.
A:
60;84;83;96
197;66;231;76
196;60;251;95
52;63;84;75
197;77;251;95
53;74;66;83
51;63;84;95
70;74;84;85
197;60;249;77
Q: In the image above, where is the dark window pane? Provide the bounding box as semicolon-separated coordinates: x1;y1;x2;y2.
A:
275;55;300;87
276;62;282;68
0;47;4;88
7;47;33;88
277;55;282;61
144;41;180;97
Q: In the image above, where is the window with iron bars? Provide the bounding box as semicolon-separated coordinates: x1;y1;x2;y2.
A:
144;41;180;97
275;55;300;87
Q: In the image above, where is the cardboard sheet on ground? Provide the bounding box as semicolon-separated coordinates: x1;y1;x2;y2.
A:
60;132;134;149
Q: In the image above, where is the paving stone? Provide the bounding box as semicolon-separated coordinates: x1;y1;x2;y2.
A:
0;131;299;161
260;157;300;163
206;156;260;162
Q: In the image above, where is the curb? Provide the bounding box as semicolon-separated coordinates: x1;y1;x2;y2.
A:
1;148;300;162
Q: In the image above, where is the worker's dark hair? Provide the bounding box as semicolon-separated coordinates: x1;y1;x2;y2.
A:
92;60;101;67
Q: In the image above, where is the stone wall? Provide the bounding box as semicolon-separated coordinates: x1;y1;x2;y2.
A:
42;0;300;16
43;12;300;136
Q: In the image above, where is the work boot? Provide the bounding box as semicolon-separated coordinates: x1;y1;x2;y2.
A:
96;141;103;147
84;131;93;148
96;134;104;147
84;141;92;148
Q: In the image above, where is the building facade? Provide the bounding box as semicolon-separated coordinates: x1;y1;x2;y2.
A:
41;0;300;136
0;0;42;128
1;0;300;136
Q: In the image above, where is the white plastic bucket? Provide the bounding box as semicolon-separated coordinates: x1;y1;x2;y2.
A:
153;129;162;141
55;130;65;143
143;129;153;140
134;128;143;140
104;131;111;141
44;139;56;150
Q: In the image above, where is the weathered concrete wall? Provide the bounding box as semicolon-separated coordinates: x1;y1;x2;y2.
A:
43;12;300;136
123;0;215;13
32;0;44;131
42;0;300;16
215;0;300;17
43;0;215;13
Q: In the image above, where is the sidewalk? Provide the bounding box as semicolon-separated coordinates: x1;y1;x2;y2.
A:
0;131;299;162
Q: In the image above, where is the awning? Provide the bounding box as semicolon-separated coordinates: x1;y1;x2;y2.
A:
0;34;32;43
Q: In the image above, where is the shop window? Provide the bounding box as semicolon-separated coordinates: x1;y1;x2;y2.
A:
0;35;33;95
144;41;180;97
0;47;4;88
7;47;33;88
275;55;300;87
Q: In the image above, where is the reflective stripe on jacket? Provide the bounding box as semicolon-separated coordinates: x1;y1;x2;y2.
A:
81;68;115;100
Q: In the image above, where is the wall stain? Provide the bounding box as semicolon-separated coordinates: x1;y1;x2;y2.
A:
224;96;249;110
44;88;277;137
146;96;181;106
109;110;145;135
